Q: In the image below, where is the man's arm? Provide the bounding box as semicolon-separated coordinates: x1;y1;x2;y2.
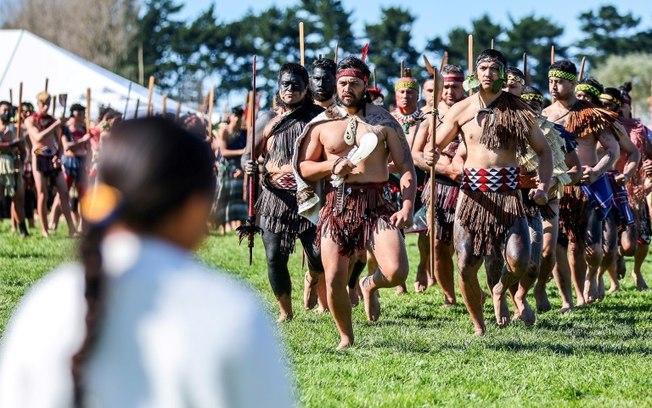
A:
411;120;430;171
298;126;335;181
526;122;553;200
564;149;583;185
25;118;60;143
435;103;463;152
589;129;620;181
386;124;417;226
241;111;274;170
614;125;640;184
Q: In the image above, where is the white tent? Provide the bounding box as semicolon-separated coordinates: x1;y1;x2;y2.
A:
0;29;189;119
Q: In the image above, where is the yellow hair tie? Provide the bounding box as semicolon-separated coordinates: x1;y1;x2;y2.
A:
81;183;122;224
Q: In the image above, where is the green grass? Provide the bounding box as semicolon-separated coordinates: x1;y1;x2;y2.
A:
2;222;652;407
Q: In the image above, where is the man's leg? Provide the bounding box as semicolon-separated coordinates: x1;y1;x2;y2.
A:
261;220;294;322
509;215;540;326
54;172;77;236
347;252;366;307
298;226;324;311
434;238;456;306
632;243;649;290
414;232;430;292
361;226;409;322
32;168;49;237
453;222;486;335
534;202;564;312
11;174;28;236
321;235;354;350
598;212;619;299
583;207;604;303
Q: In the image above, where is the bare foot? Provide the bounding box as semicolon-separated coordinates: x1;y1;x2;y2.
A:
473;326;486;336
608;283;620;294
41;230;49;238
492;289;510;327
443;298;456;308
360;276;380;322
559;304;573;314
414;281;427;293
276;313;293;323
534;288;551;313
336;339;353;351
349;286;360;307
632;273;649;291
304;272;318;310
395;283;407;295
514;295;536;327
427;277;437;288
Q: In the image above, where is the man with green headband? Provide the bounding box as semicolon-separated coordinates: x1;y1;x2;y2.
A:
433;49;553;334
542;60;620;305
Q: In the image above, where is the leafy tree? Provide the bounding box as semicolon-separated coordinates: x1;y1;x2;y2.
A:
576;5;652;66
501;14;566;92
592;53;652;123
364;6;419;105
426;15;503;74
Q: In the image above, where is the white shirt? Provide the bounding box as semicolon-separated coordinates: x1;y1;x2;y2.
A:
0;232;294;408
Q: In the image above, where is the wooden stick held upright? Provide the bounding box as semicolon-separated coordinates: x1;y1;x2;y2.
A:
51;94;57;116
428;66;444;280
134;99;140;119
9;89;12;105
578;56;586;82
45;78;49;92
16;83;23;142
334;42;339;63
299;22;305;67
207;86;215;138
175;101;182;121
146;76;155;117
550;45;555;64
162;95;168;119
85;88;91;134
468;34;474;96
440;51;448;71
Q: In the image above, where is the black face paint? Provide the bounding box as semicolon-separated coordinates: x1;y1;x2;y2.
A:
279;72;307;94
310;67;335;102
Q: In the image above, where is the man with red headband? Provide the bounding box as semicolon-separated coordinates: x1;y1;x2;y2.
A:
295;56;416;349
434;49;552;335
412;64;466;304
543;60;621;305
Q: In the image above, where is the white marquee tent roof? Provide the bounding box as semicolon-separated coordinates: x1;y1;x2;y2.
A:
0;29;189;119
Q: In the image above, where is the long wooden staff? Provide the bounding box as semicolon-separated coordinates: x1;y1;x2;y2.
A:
16;83;23;142
9;89;12;106
162;95;167;119
550;45;555;64
578;56;586;82
134;99;140;119
123;82;132;119
440;51;448;71
59;94;68;119
146;76;155;117
334;42;339;63
175;101;182;121
522;52;528;85
45;78;49;92
299;22;305;67
85;88;91;134
468;34;474;96
236;55;263;265
51;94;57;116
206;86;215;138
490;38;495;50
423;56;444;281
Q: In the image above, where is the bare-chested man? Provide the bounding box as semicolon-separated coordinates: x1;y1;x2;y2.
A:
433;50;552;334
0;101;28;236
412;64;466;304
519;86;582;313
244;63;324;322
543;61;620;305
295;56;416;349
24;92;77;237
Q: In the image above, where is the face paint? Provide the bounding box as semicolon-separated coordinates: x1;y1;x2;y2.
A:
310;67;335;102
278;72;307;105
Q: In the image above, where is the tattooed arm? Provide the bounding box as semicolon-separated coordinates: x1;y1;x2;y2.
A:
385;122;416;227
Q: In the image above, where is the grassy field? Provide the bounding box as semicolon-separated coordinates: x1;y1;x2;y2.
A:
1;223;652;407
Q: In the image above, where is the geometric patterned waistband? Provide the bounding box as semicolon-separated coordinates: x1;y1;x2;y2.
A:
264;172;297;190
461;166;519;192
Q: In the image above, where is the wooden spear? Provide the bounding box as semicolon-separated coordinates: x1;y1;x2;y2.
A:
490;38;495;50
550;45;555;64
162;95;168;119
468;34;474;96
51;94;57;116
146;76;155;117
299;22;305;67
440;51;448;71
522;52;528;85
85;88;91;134
578;56;586;82
207;86;215;138
334;42;339;63
423;55;444;283
9;89;12;106
45;78;49;92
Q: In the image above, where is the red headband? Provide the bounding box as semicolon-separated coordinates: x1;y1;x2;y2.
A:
336;69;369;84
443;75;464;83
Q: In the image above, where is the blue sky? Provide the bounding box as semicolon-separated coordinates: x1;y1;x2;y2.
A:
180;0;651;52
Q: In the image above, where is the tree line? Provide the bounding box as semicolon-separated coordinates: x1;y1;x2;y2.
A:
2;1;651;112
